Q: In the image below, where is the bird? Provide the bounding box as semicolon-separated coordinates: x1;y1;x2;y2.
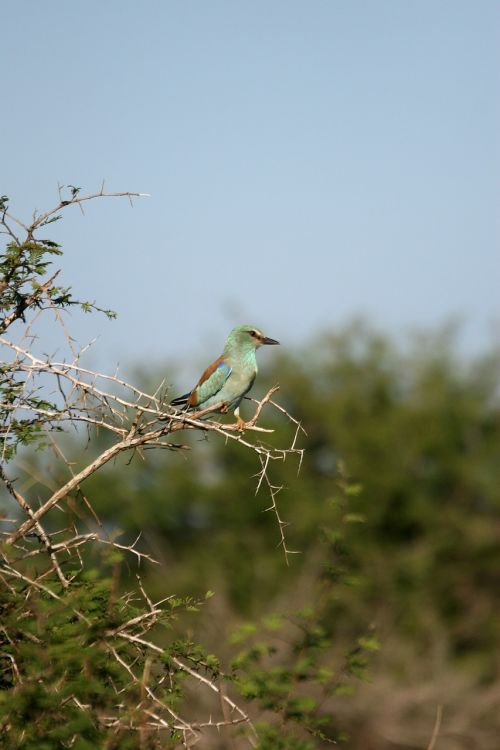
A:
170;324;280;430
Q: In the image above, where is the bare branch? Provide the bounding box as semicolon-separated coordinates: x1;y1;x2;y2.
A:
3;329;302;560
28;189;149;234
111;630;258;744
0;465;69;587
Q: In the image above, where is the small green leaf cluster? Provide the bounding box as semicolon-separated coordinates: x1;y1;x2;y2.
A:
0;238;62;327
230;607;378;747
0;363;61;460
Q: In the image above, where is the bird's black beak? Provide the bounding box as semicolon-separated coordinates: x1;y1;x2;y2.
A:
262;336;280;345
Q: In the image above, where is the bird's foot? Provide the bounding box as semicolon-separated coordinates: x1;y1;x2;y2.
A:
220;401;230;414
235;415;247;432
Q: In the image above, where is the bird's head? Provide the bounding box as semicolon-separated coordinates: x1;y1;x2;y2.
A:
226;325;280;351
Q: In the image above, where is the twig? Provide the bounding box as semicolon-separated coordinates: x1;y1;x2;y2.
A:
28;189;149;233
0;466;69;587
427;704;443;750
256;453;301;566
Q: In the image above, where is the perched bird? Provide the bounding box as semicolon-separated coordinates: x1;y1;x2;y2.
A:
171;324;280;429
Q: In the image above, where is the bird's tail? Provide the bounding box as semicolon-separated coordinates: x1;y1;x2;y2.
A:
170;393;191;407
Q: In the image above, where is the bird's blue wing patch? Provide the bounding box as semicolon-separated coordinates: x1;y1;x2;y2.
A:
190;358;232;406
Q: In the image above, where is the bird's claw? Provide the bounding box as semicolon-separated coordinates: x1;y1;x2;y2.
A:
235;415;246;432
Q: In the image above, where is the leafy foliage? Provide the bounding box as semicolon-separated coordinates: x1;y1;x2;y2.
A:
0;547;212;749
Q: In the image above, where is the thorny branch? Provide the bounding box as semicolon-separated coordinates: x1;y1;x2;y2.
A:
0;187;304;748
1;186;149;238
0;336;303;548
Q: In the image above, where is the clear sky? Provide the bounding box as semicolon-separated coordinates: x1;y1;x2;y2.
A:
2;1;499;373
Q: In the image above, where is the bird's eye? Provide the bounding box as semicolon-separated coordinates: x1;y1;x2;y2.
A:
249;330;257;337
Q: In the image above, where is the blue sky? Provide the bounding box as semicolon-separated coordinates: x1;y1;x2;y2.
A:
2;1;499;374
